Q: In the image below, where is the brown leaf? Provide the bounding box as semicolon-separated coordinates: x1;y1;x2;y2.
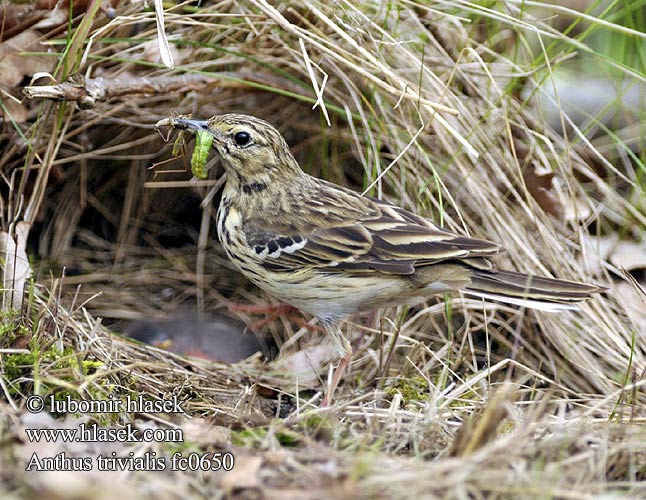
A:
1;96;29;123
0;3;32;36
523;163;563;218
0;29;54;88
523;163;592;222
32;5;69;29
181;418;231;446
273;340;338;388
218;455;262;491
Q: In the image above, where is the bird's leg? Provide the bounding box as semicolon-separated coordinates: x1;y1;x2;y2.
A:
321;352;352;407
228;303;324;333
320;326;353;407
228;302;297;328
228;303;296;315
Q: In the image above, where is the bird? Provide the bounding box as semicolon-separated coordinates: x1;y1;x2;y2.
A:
155;113;604;404
125;313;270;363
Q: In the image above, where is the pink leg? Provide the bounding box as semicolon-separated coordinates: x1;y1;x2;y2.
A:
228;303;298;315
228;303;323;333
321;352;352;407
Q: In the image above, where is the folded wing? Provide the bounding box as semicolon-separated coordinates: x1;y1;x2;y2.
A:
245;193;501;275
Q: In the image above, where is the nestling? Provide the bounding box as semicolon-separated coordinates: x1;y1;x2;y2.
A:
155;114;604;403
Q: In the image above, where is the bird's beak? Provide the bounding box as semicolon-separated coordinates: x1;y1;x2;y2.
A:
155;117;223;143
171;118;210;133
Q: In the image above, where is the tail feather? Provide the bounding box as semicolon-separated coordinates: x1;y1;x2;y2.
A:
464;270;604;312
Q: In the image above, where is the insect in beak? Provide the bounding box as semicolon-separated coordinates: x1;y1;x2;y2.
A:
155;117;218;179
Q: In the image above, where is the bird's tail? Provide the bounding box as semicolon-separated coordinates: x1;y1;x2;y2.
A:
464;270;604;311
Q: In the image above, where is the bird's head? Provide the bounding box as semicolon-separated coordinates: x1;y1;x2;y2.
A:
170;114;303;188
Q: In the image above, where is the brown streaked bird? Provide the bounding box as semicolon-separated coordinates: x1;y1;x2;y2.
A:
155;114;604;404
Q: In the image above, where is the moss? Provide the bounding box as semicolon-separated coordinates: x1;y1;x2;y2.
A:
275;428;301;447
384;375;430;403
3;337;64;385
296;412;334;442
2;351;34;382
0;311;30;346
2;332;110;415
163;440;202;457
231;424;303;448
231;427;268;448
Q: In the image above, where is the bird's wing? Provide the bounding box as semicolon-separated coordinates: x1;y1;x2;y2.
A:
245;191;502;274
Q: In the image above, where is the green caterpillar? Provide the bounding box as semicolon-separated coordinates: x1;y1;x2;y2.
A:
155;117;212;179
190;130;213;180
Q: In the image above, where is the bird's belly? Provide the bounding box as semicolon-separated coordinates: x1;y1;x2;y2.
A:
247;270;415;320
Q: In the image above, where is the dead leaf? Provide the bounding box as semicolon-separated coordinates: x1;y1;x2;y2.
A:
32;5;69;29
580;235;616;276
181;418;231;446
273;340;338;388
140;38;180;66
523;163;563;218
0;3;32;35
523;163;592;222
560;192;592;223
218;455;262;491
0;30;54;88
1;95;29;123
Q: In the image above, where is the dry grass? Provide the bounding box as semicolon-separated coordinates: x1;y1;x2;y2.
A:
1;1;645;498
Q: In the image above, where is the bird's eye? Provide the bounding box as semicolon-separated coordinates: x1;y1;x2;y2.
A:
234;131;251;146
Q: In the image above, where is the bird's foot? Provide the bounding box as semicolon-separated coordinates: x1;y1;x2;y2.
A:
228;303;323;333
320;352;352;407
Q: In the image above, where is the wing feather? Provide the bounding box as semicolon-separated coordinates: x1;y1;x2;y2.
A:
244;181;502;274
